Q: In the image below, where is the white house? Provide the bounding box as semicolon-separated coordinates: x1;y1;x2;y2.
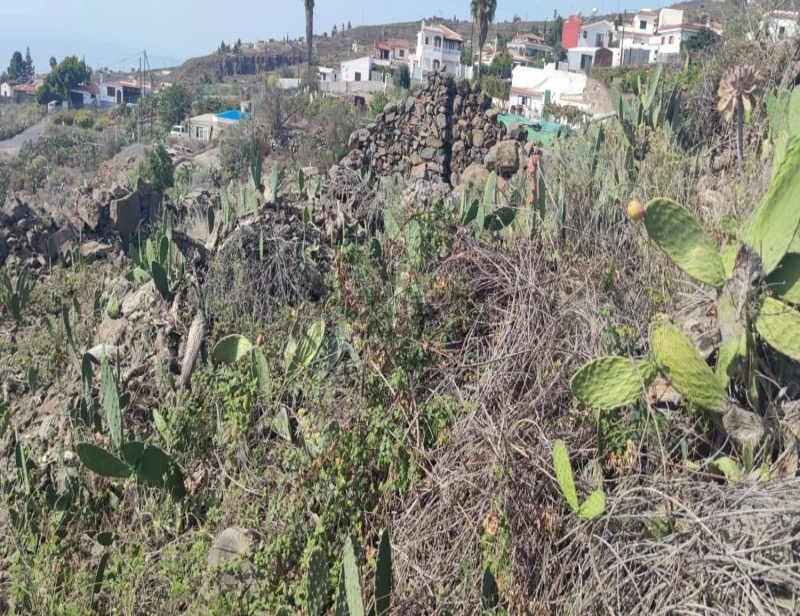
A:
651;23;704;63
97;78;150;106
411;21;469;79
509;64;588;118
632;9;657;35
578;20;616;48
373;38;410;67
763;10;799;40
340;56;373;82
0;82;12;98
507;34;553;66
318;66;336;82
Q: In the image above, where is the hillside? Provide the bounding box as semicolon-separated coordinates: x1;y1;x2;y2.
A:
170;17;552;83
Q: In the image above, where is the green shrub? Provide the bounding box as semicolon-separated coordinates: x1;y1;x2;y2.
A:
74;110;93;129
94;114;109;131
220;119;267;179
368;91;389;116
141;144;174;193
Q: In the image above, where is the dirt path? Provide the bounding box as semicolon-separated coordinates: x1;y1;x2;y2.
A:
0;118;47;155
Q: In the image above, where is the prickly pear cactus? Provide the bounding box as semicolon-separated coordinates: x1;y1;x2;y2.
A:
767;253;800;304
643;198;726;288
755;297;800;361
553;440;578;512
570;356;654;410
742;139;800;275
651;321;726;412
106;291;121;319
374;529;392;616
342;536;365;616
76;443;132;479
307;547;328;616
578;489;606;520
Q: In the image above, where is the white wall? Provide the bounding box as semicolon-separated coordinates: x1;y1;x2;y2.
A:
0;83;12;98
766;15;799;39
659;9;684;28
340;56;372;82
633;13;656;34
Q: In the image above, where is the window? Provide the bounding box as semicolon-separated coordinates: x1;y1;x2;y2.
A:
195;126;210;141
661;36;665;44
582;30;588;39
595;33;603;46
434;36;442;48
399;49;405;57
520;96;529;106
779;26;786;38
425;36;429;45
107;86;115;97
668;35;674;44
639;20;647;29
433;60;440;70
354;71;362;81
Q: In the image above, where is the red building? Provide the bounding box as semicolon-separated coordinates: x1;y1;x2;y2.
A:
562;14;582;49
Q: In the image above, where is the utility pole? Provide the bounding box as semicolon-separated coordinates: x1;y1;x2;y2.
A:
137;56;142;169
620;10;626;67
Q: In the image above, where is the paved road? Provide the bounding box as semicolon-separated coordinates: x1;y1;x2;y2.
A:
0;118;47;155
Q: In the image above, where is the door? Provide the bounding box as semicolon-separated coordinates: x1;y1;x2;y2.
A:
580;54;593;70
354;71;362;82
116;89;122;104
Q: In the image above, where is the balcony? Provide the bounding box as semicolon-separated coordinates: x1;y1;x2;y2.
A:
422;44;461;61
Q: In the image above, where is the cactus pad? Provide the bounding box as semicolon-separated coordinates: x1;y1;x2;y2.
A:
307;547;328;616
651;321;726;412
570;356;652;410
755;297;800;361
375;529;392;615
553;440;578;512
76;443;133;479
342;536;364;616
720;242;739;280
767;253;800;304
212;334;254;364
578;489;607;520
644;198;726;288
742;139;800;274
711;456;742;484
100;357;122;450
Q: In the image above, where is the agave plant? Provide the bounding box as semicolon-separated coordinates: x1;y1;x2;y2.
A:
717;65;764;167
570;140;800;447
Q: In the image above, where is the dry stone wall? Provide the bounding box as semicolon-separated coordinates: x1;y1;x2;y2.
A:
342;71;507;185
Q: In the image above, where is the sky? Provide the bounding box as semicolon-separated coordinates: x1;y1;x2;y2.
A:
0;0;668;76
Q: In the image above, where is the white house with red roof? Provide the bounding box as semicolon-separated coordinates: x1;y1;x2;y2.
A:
411;21;471;79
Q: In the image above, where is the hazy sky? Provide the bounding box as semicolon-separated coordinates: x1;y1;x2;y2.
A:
1;0;666;75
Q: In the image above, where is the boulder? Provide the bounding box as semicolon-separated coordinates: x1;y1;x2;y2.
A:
47;229;76;259
81;241;113;260
109;192;141;238
459;164;491;192
76;197;103;231
485;141;520;175
472;129;485;148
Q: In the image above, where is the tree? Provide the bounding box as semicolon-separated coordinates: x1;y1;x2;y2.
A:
342;23;345;34
332;24;338;36
7;51;25;83
233;39;242;54
545;16;564;47
219;40;228;54
23;48;34;80
304;0;314;74
682;28;720;53
347;21;352;29
49;56;57;71
394;63;411;88
36;56;91;104
486;50;512;79
470;0;497;79
157;83;192;129
142;144;174;193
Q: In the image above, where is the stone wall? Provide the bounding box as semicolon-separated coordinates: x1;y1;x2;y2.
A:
342;71;506;184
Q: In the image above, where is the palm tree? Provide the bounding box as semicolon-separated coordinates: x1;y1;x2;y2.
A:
304;0;314;75
470;0;498;80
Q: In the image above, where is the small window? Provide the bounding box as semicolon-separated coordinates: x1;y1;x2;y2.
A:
107;86;115;97
779;26;786;38
434;36;442;48
639;20;647;29
582;30;587;39
399;49;405;57
520;96;529;106
425;36;429;45
354;71;362;81
661;36;665;44
668;35;674;44
595;33;603;46
433;60;440;70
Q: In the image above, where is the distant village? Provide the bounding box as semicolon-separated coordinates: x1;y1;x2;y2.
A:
1;7;796;128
